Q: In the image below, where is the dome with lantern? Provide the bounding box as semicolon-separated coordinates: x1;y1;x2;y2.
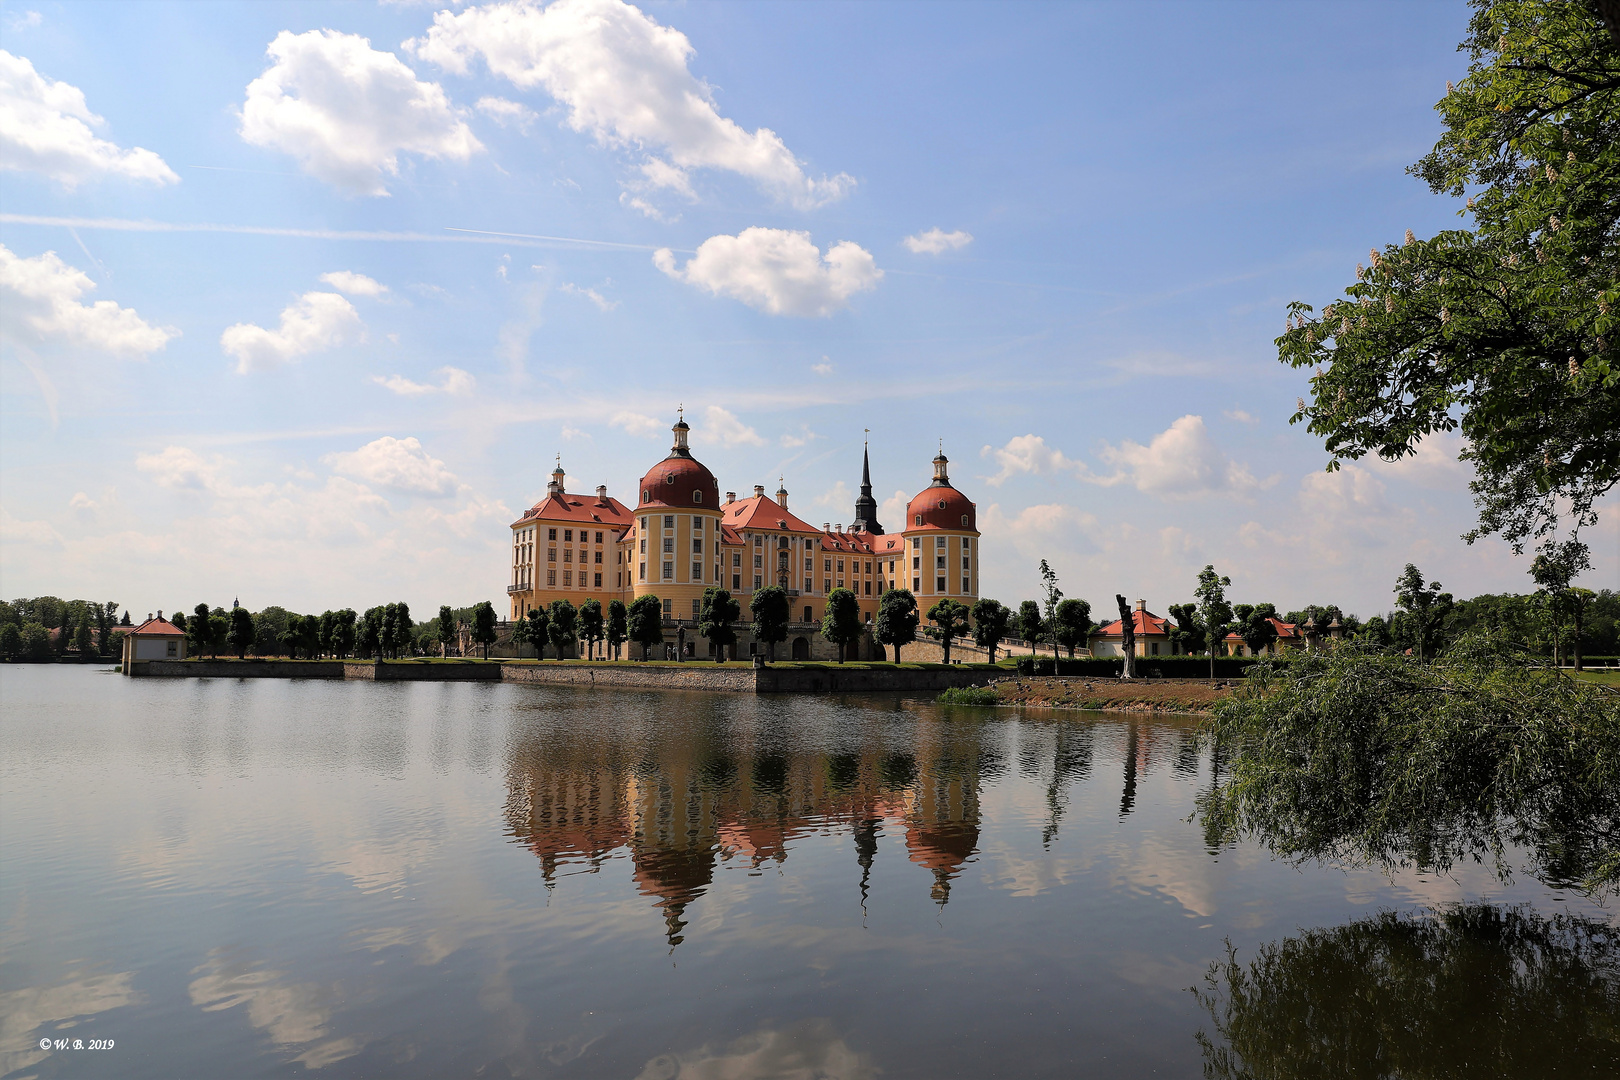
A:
638;412;721;510
905;451;976;531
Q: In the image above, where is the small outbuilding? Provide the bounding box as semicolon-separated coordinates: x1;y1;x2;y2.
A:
121;613;186;674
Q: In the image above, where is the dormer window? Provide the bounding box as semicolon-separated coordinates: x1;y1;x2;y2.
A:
961;515;969;526
664;474;675;485
938;499;946;509
693;490;702;503
915;514;922;526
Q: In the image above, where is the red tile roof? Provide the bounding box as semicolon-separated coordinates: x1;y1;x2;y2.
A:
1224;618;1302;642
1093;609;1171;637
721;495;820;534
131;617;184;635
512;491;634;530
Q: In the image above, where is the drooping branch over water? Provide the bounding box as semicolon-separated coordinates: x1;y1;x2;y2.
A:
1197;637;1620;896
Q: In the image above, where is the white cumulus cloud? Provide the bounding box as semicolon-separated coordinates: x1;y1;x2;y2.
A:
325;436;459;497
0;50;178;187
408;0;852;209
612;411;663;437
1095;414;1265;499
0;244;175;354
318;270;388;297
240;29;482;196
699;405;764;448
654;228;880;317
979;434;1086;487
474;95;536;129
372;366;475;395
903;227;972;255
136;446;232;495
220;291;361;374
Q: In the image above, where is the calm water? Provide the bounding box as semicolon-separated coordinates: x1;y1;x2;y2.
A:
1;665;1614;1079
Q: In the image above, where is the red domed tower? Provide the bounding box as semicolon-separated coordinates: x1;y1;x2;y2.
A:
631;413;725;628
900;449;980;607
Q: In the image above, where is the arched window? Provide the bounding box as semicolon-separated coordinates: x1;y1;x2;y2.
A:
961;515;969;526
915;514;923;526
693;490;702;503
642;490;649;502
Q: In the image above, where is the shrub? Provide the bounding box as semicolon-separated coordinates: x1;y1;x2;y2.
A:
937;685;1000;706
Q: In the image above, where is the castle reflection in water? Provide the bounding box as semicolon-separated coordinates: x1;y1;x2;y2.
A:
504;704;1204;947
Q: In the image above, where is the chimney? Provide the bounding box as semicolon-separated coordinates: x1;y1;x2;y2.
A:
726;491;736;504
824;523;831;531
150;612;157;622
1137;598;1146;611
753;485;765;498
835;523;843;533
595;484;608;504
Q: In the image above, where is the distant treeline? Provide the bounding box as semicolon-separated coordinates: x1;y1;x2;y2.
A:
158;601;498;660
0;598;128;660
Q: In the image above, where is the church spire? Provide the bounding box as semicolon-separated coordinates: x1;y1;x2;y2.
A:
851;435;884;534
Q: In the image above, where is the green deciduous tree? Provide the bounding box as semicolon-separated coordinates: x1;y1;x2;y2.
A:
524;606;550;659
1052;598;1093;658
437;605;457;657
471;601;498;659
1278;0;1620;554
579;598;605;660
1015;600;1044;656
1038;560;1064;661
228;607;254;659
190;603;218;659
749;585;790;662
1200;636;1620;897
970;598;1011;662
22;622;51;660
333;609;356;658
1233;603;1280;657
699;587;739;662
628;594;663;660
1395;563;1455;661
607;599;628;660
73;614;92;655
1195;567;1234;677
1168;603;1206;656
547;600;577;659
926;598;970;665
0;622;21;659
821;588;863;663
875;588;919;663
1531;538;1593;667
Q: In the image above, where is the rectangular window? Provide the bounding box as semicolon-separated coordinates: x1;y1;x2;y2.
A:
824;558;832;572
836;559;844;573
564;529;573;542
594;551;603;564
548;570;557;585
733;574;741;590
692;599;701;619
663;537;674;553
564;549;573;563
595;573;602;587
638;562;646;581
911;537;920;549
865;581;872;595
913;576;921;592
563;570;572;586
963;556;971;569
804;557;813;571
754;554;763;568
963;578;971;594
549;528;557;540
962;538;971;551
167;640;178;657
664;515;674;529
692;562;702;580
889;560;895;573
936;536;946;548
693;517;703;531
548;548;557;562
730;553;740;567
663;562;673;580
824;578;832;593
639;539;646;554
692;539;703;553
936;555;945;569
754;574;763;590
596;531;604;543
937;576;946;592
912;556;920;570
865;561;872;574
663;599;673;615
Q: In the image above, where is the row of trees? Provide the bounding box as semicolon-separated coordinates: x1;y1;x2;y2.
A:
1;598;127;661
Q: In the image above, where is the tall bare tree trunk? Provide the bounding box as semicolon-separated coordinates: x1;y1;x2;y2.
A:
1116;595;1136;679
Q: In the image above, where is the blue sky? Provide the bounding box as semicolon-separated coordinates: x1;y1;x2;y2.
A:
2;0;1612;620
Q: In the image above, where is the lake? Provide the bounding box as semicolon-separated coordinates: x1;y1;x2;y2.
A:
1;665;1614;1078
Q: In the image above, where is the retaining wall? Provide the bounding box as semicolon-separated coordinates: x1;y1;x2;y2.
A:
128;660;346;678
501;663;757;693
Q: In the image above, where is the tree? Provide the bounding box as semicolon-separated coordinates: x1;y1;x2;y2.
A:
1395;563;1455;661
749;585;790;662
393;602;412;657
547;599;578;660
72;614;92;655
190;603;219;659
1115;595;1138;679
1052;598;1093;658
317;611;336;658
607;599;628;660
698;587;740;662
628;594;664;660
437;605;457;657
471;601;498;659
1233;603;1281;657
821;588;863;663
1195;566;1234;678
926;598;970;665
1531;538;1593;667
1015;601;1044;656
874;588;919;663
227;607;254;659
334;609;357;659
254;606;292;657
970;598;1011;662
119;610;132;627
524;606;550;659
22;622;52;660
509;609;536;657
1168;603;1206;656
579;598;605;660
1359;614;1393;649
93;602;110;657
279;614;305;659
1200;636;1620;898
0;622;20;660
1278;1;1620;554
1038;559;1064;660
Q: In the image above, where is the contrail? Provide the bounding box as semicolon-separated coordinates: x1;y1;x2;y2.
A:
0;214;668;251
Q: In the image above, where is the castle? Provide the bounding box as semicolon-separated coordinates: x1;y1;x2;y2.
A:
507;414;980;660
